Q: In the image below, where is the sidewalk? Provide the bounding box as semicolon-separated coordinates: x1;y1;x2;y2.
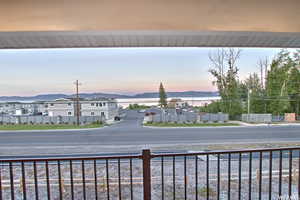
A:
231;120;300;127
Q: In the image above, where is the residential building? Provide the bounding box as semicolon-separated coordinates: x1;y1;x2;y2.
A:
80;99;118;120
46;99;75;117
0;98;119;121
46;98;119;120
168;98;189;108
0;102;46;115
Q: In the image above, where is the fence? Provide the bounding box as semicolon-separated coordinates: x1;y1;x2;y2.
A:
1;147;300;200
0;116;105;125
242;114;272;123
148;112;228;124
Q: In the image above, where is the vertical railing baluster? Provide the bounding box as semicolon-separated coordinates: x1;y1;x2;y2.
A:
173;156;175;200
184;156;187;200
94;159;98;200
195;155;198;200
0;162;2;200
142;149;151;200
33;161;39;200
228;153;231;200
249;152;252;200
9;162;14;200
217;154;220;200
258;152;262;200
118;158;122;200
21;162;27;200
289;150;293;197
58;161;62;200
206;154;209;200
161;157;164;200
70;160;74;200
106;159;110;200
238;153;242;200
45;161;50;200
279;150;282;197
82;160;86;200
130;158;133;200
269;151;272;200
298;150;300;198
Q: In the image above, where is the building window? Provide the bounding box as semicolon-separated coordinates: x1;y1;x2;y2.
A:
91;103;94;106
50;103;54;106
68;112;72;116
101;112;105;117
91;112;94;116
68;103;72;106
103;103;106;106
99;103;102;107
96;103;98;107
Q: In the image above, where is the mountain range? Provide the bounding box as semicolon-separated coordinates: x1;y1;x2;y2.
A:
0;91;219;101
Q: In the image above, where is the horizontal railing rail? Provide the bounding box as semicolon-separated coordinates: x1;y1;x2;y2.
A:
0;146;300;200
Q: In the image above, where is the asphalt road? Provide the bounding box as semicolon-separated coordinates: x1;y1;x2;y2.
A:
1;110;300;156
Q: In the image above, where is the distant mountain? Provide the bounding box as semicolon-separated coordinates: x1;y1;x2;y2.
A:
134;91;219;98
0;91;219;102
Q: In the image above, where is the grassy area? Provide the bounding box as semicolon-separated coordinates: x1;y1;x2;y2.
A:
0;123;103;130
144;122;239;127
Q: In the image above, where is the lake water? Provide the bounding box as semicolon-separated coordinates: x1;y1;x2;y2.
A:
116;96;221;108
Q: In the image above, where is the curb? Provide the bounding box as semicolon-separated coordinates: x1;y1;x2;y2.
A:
0;126;108;133
143;123;300;129
142;125;243;129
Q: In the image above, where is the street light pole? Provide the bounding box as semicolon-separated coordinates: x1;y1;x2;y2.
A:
247;88;252;122
248;89;251;115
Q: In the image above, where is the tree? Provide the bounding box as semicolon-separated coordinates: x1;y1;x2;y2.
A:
199;101;222;113
243;73;265;113
209;48;243;118
265;49;300;115
158;82;167;108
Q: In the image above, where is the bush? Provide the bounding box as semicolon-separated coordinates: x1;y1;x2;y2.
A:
92;121;102;125
198;187;216;197
128;104;150;110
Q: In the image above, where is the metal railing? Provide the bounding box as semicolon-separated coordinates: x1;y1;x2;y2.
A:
1;147;300;199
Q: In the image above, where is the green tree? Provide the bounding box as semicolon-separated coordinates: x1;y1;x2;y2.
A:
243;73;265;113
209;48;243;118
159;82;167;108
265;50;300;115
199;101;222;113
128;104;150;110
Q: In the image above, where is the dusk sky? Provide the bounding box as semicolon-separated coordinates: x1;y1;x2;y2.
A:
0;47;284;96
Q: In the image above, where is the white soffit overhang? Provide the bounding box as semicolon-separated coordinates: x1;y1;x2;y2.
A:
0;31;299;49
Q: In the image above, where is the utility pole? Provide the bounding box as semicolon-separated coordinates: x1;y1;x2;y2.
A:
74;80;81;126
260;63;264;89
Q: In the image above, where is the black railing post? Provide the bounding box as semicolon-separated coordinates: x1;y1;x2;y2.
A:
142;149;151;200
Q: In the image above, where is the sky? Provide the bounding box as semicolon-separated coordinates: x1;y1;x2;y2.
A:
0;47;284;96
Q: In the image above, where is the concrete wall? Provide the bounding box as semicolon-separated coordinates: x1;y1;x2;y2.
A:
145;111;229;124
0;116;105;125
242;114;272;123
198;113;229;123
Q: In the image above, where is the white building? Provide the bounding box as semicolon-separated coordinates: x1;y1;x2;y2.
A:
46;99;74;117
80;100;118;120
0;102;46;115
46;98;119;120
